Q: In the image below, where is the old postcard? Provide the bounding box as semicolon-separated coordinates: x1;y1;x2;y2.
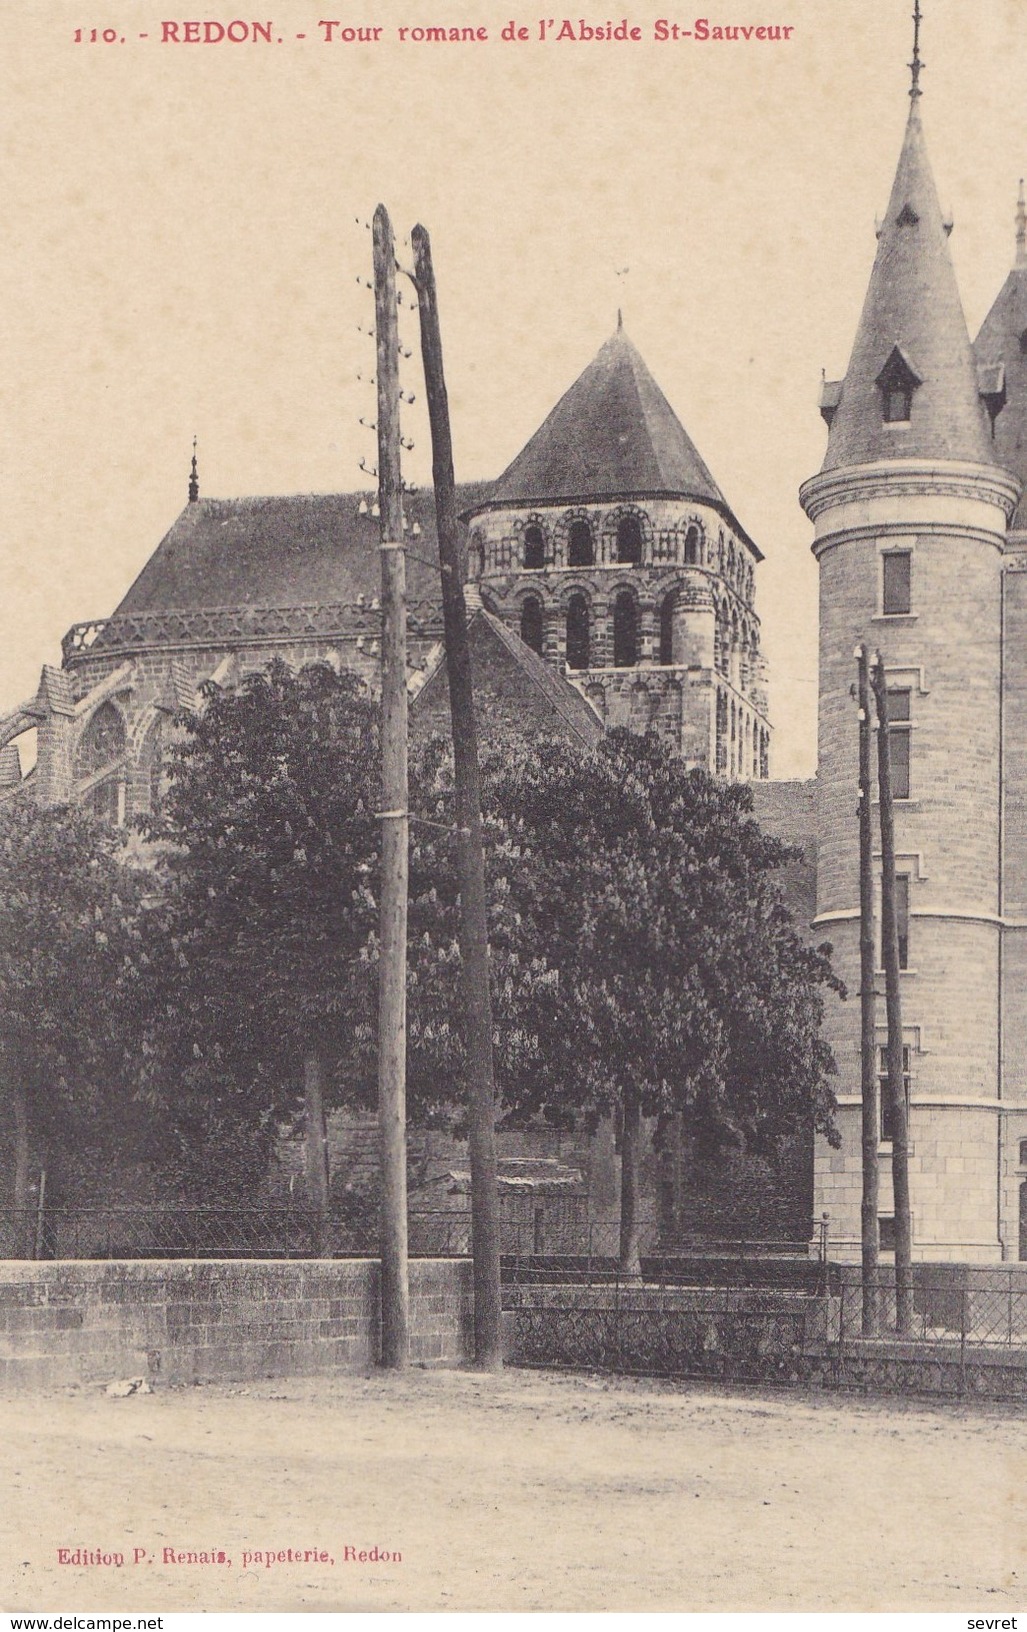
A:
1;0;1026;1615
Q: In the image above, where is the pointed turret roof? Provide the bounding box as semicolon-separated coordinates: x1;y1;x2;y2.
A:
821;104;998;472
477;326;758;553
974;183;1027;528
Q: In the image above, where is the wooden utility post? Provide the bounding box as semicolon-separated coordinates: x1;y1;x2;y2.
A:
871;653;913;1334
303;1052;331;1257
373;202;410;1368
856;645;879;1336
410;221;503;1370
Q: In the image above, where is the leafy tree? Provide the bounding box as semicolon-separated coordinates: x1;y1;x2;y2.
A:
410;728;843;1273
132;661;381;1206
0;800;144;1248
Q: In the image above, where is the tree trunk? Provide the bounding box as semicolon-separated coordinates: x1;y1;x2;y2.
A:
619;1087;643;1279
303;1052;331;1258
11;1078;33;1259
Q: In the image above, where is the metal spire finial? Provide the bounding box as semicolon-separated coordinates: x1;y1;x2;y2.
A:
188;436;199;504
617;307;623;331
909;0;924;101
1017;178;1026;269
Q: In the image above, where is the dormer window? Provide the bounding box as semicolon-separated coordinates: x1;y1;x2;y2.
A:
896;203;919;228
877;346;921;426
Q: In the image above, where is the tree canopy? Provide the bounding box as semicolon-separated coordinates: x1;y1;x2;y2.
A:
130;660;382;1193
0;799;144;1232
410;726;842;1267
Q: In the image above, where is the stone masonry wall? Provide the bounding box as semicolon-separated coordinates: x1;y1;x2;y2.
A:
0;1259;474;1392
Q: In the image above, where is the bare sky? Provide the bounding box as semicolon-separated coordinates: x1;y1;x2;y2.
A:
1;0;1024;777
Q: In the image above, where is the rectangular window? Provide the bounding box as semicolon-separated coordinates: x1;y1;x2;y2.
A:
896;873;910;969
879;1044;912;1144
878;1215;897;1252
887;688;911;799
882;873;911;967
882;551;912;615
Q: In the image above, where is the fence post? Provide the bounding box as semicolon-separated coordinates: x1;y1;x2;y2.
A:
959;1289;967;1397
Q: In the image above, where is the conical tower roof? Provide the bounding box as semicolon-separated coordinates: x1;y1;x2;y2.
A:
821;104;997;473
481;326;753;543
975;187;1027;527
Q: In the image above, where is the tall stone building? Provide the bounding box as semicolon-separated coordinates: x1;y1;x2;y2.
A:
8;37;1027;1262
464;322;770;781
798;73;1027;1260
0;326;769;825
0;326;783;1242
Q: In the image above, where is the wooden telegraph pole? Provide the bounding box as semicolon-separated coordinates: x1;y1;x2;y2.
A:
373;203;410;1368
410;222;503;1370
871;652;913;1334
856;645;879;1336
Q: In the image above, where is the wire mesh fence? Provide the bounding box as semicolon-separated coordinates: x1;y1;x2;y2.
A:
502;1243;1027;1400
0;1206;823;1268
0;1206;477;1261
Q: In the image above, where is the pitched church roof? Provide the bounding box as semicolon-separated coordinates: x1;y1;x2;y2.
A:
112;485;491;617
974;188;1027;529
412;606;602;749
475;325;759;554
821;104;998;473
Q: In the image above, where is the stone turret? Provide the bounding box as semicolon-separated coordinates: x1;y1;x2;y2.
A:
801;91;1020;1261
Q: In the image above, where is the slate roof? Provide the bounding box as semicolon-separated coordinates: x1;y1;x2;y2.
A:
821;105;998;473
473;326;759;555
412;606;603;749
975;260;1027;528
475;609;605;745
113;485;491;617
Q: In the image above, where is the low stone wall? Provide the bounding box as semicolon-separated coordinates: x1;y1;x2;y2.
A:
0;1259;474;1391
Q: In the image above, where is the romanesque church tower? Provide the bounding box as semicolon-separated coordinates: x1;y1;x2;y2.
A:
464;322;770;782
800;77;1021;1259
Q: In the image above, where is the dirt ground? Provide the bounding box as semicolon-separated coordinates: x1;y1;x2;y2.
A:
1;1365;1025;1613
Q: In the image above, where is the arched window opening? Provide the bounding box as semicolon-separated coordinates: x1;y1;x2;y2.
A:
659;592;676;666
613;591;638;667
523;524;545;570
146;716;166;813
87;778;123;825
715;607;730;677
684;525;700;566
520;596;544;655
716;691;728;774
568;519;594;568
616;514;643;565
75;701;126;777
566;593;590;670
